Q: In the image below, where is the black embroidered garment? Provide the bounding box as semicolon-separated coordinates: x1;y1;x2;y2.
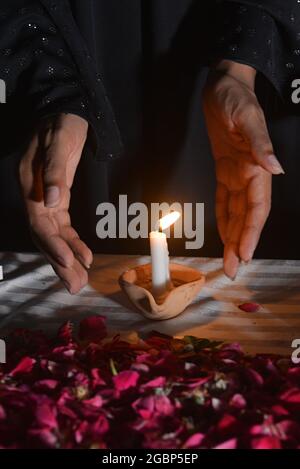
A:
217;0;300;102
0;0;123;161
0;0;300;162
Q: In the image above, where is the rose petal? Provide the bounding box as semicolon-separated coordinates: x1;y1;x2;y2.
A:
214;438;237;449
36;403;57;429
133;396;155;419
0;404;6;420
113;370;139;391
251;436;281;449
280;388;300;409
154;395;174;416
28;428;57;448
229;394;247;409
238;302;260;313
246;368;264;386
79;315;107;343
183;433;204;449
34;379;59;391
140;376;166;391
83;396;103;408
9;357;36;377
91;368;106;387
57;321;74;344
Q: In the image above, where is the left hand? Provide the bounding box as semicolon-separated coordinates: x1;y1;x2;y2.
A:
203;61;284;279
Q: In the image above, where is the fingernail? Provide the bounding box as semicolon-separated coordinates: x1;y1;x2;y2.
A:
225;273;236;281
241;260;250;266
45;186;60;207
244;251;254;263
267;154;285;175
77;255;91;270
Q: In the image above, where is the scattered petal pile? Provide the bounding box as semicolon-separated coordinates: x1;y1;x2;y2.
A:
0;315;299;449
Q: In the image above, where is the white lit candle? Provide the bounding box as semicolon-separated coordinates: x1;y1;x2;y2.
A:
150;212;180;298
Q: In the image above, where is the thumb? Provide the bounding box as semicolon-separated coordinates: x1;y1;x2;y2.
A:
237;105;285;175
43;142;68;208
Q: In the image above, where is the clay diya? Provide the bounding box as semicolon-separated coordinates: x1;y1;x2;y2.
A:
119;263;205;320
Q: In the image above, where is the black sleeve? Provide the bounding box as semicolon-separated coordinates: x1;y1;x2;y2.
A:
214;0;300;102
0;0;123;160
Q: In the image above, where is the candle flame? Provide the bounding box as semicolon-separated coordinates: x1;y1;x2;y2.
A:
159;211;181;231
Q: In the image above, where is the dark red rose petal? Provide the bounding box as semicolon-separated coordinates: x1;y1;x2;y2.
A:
57;321;74;344
9;356;36;377
238;302;260;313
251;436;281;450
35;403;57;429
79;315;107;342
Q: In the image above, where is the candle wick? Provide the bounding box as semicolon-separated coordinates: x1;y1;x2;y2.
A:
154;220;161;232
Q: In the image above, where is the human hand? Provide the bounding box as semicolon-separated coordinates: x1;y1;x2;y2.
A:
203;61;284;279
19;113;93;293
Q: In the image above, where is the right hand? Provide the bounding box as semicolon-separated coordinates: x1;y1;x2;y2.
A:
19;113;93;294
203;61;284;279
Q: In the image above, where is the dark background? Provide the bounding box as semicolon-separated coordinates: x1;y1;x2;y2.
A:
0;0;300;260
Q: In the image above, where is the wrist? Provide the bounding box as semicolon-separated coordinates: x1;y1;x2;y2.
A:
213;60;257;90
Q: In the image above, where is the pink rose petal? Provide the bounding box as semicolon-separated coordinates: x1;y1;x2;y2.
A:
183;433;204;449
83;396;103;408
214;438;237;449
91;368;106;387
229;393;247;409
113;370;139;391
133;396;155;420
154;395;174;416
140;376;166;390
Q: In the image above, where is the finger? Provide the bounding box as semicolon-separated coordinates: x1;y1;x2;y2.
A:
224;244;240;281
41;119;84;208
73;258;89;289
61;225;93;269
38;245;88;294
216;183;229;244
236;105;284;175
239;174;271;262
31;215;74;268
224;192;246;279
52;260;87;295
42;139;69;208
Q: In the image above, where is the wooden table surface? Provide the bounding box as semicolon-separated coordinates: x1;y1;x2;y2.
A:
0;252;300;355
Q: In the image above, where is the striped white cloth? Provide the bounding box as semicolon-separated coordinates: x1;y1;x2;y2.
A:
0;252;299;355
